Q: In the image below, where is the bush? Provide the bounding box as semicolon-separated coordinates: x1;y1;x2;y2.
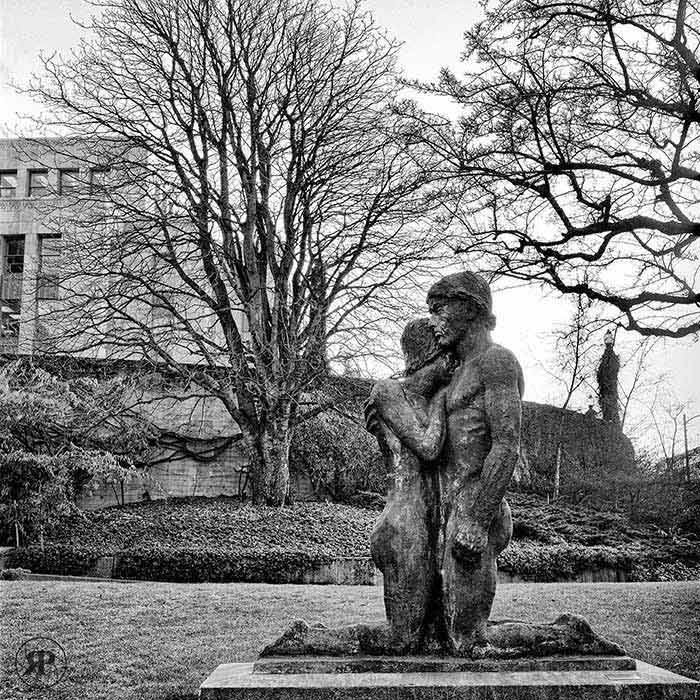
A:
628;560;700;582
497;540;638;582
290;404;385;501
114;547;335;583
6;544;101;576
0;567;31;580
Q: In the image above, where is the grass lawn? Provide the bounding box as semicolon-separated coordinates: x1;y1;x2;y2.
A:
1;580;699;699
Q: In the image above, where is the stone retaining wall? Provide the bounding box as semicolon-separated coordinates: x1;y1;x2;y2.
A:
0;549;628;585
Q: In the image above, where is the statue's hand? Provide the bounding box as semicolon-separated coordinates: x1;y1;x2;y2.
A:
364;380;397;434
452;519;489;561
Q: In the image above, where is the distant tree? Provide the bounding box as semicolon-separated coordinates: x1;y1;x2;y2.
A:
546;295;599;499
618;337;660;431
24;0;442;505
648;386;691;471
415;0;700;339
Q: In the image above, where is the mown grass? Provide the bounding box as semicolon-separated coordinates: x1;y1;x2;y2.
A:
1;580;699;700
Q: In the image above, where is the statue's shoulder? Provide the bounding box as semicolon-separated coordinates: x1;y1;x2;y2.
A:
477;344;524;391
478;343;521;370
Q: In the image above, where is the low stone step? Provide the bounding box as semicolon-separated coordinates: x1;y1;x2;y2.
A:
200;660;699;700
253;654;637;674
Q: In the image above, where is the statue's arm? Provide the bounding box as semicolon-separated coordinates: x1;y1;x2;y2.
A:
366;381;446;461
470;348;522;527
452;348;522;561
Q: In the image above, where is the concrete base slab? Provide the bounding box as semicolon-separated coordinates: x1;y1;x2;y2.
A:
200;660;698;700
253;655;637;674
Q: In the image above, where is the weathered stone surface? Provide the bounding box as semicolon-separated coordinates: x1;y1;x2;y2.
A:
199;661;699;700
260;620;392;658
364;272;527;654
260;615;625;660
253;655;636;675
485;615;626;658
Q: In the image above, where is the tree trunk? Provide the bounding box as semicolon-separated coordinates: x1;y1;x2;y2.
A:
553;443;562;501
250;415;291;506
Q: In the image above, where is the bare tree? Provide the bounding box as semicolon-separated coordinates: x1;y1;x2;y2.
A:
537;294;602;499
648;386;695;471
412;0;700;339
22;0;443;504
553;296;601;412
618;337;659;431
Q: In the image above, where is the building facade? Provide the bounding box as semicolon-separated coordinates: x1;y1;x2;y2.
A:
0;138;87;354
0;137;247;363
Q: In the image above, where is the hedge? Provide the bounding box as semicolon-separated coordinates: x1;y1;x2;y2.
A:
498;541;636;581
114;548;335;583
6;544;102;576
6;539;700;583
6;544;338;583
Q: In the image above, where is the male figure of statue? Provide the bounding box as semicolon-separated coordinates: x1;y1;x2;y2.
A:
368;271;524;656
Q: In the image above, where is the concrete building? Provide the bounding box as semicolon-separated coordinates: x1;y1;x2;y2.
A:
0;138;89;354
0;137;247;363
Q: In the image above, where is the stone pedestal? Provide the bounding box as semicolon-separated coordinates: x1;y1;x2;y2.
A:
200;660;699;700
252;655;637;674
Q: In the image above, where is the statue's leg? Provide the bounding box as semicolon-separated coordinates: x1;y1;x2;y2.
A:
442;497;512;655
370;475;434;653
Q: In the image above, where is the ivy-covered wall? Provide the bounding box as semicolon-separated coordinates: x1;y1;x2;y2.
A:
519;401;636;502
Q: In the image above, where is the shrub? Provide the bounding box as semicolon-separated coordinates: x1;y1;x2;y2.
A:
114;547;336;583
0;567;31;580
290;407;385;501
497;541;638;581
6;544;101;576
628;560;700;582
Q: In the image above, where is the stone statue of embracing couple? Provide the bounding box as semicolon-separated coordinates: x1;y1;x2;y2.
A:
365;270;522;657
263;272;625;662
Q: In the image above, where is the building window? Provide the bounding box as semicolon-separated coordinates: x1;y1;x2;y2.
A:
59;169;82;195
5;237;25;274
90;167;111;194
2;236;24;301
0;171;17;199
28;170;49;198
38;235;61;301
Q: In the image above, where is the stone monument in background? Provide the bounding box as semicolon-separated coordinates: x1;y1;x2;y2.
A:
597;329;621;425
200;272;699;699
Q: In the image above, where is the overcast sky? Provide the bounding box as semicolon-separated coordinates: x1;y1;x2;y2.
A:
1;0;699;451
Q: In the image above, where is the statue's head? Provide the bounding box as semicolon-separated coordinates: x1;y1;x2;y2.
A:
426;271;496;349
400;317;455;393
401;318;443;375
